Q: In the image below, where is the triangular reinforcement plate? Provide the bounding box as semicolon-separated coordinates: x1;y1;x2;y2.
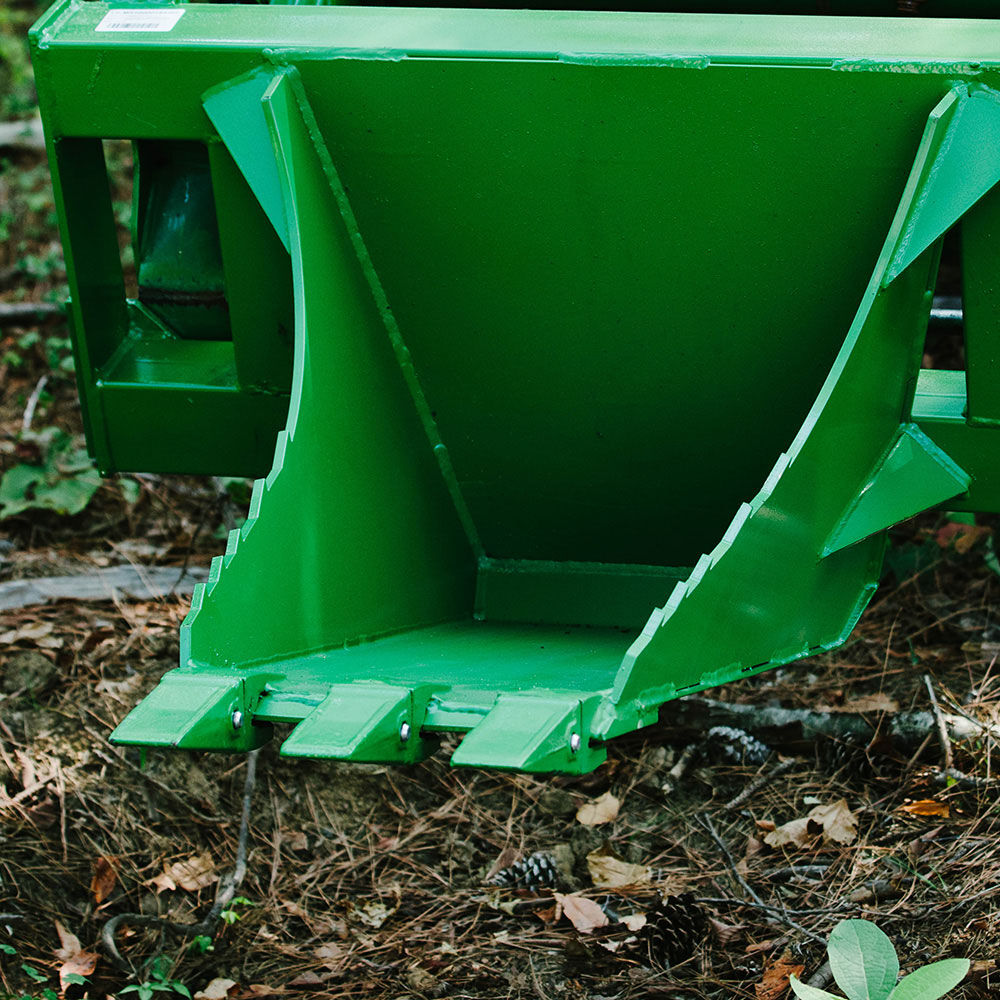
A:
823;423;970;556
203;69;290;252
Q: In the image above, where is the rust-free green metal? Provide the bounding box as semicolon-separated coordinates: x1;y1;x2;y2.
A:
30;0;1000;771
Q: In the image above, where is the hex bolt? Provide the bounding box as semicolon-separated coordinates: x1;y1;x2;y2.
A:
231;710;244;731
399;722;411;744
569;732;581;753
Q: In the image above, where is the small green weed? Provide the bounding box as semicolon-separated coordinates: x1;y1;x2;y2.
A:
0;427;101;519
790;919;969;1000
219;896;255;926
120;956;192;1000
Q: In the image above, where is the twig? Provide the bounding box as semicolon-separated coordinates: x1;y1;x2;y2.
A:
102;749;259;973
932;768;999;790
528;956;554;1000
21;373;48;433
662;743;698;794
698;814;827;946
724;758;798;811
0;302;60;327
698;897;851;917
807;962;834;990
924;675;954;771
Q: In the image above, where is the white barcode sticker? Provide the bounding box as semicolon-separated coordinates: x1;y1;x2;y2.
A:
95;8;185;32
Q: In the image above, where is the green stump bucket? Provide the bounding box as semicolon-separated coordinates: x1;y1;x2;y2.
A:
31;0;1000;772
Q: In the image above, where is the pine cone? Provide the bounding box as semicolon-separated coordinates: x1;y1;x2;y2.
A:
640;892;706;969
816;734;868;777
703;726;771;766
488;851;559;890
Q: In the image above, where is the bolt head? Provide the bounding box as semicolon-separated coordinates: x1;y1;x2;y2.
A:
399;722;411;744
231;710;244;731
569;732;581;753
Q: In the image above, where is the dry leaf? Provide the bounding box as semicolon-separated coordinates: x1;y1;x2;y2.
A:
58;950;98;993
810;799;857;844
288;971;325;987
553;892;609;934
194;978;238;999
91;855;118;904
0;621;53;642
746;938;787;955
350;900;394;928
709;916;746;946
245;987;288;997
936;521;991;553
756;958;805;1000
621;913;647;932
764;817;814;849
586;844;650;888
819;693;899;714
313;943;346;969
406;967;438;992
54;919;82;961
764;799;857;849
149;872;177;894
900;799;950;818
284;830;308;852
165;852;218;892
576;791;620;827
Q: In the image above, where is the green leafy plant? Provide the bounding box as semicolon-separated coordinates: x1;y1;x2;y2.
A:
219;896;255;926
790;919;969;1000
188;935;214;954
0;427;101;519
120;956;192;1000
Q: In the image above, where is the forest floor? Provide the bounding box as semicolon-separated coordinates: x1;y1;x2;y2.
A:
2;3;1000;998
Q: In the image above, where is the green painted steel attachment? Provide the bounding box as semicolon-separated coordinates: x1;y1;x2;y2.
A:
30;0;1000;773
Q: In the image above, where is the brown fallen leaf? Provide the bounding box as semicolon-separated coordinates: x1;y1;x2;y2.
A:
586;844;651;888
284;830;308;852
91;855;118;905
54;920;98;993
149;872;177;894
756;957;805;1000
287;971;325;987
313;943;346;969
194;978;238;1000
54;919;82;961
348;899;394;928
900;799;950;819
165;852;218;892
709;916;747;946
553;892;610;934
576;791;620;827
818;693;899;714
746;938;787;955
936;520;991;553
764;798;857;849
58;950;98;993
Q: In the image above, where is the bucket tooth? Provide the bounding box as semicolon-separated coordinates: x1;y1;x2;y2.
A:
450;694;605;774
280;684;429;764
110;672;271;752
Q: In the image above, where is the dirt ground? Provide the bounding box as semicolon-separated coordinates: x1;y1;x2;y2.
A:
2;3;1000;998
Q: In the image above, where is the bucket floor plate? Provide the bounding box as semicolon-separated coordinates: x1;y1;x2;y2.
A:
254;619;635;726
